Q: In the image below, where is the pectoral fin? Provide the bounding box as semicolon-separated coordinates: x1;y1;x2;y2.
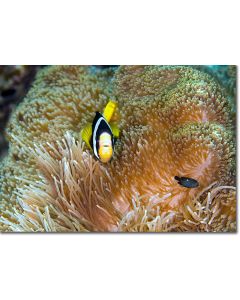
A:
81;123;92;149
110;122;120;138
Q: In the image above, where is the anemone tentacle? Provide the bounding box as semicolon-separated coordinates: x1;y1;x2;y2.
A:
0;65;236;232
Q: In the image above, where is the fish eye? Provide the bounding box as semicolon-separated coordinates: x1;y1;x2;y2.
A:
1;88;16;99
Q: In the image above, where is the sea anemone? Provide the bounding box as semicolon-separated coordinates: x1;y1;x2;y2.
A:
0;132;235;232
108;66;235;214
0;65;236;232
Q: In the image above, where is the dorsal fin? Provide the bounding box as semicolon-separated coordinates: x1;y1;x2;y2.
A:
103;100;117;122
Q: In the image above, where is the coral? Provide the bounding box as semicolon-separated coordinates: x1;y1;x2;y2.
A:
0;65;236;232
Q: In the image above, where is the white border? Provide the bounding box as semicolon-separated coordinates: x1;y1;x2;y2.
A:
0;1;239;300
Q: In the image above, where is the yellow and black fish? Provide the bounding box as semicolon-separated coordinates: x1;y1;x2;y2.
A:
81;100;120;163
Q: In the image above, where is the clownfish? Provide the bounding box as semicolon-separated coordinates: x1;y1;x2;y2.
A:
174;176;199;188
81;100;120;163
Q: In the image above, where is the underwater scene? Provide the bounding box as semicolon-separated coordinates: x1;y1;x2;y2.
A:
0;65;236;232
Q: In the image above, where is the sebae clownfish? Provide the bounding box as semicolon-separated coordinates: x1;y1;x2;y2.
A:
81;100;120;163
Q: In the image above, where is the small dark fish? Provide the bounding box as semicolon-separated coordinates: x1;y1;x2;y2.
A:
174;176;199;188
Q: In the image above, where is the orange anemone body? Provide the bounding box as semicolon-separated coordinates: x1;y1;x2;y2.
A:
107;66;235;214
